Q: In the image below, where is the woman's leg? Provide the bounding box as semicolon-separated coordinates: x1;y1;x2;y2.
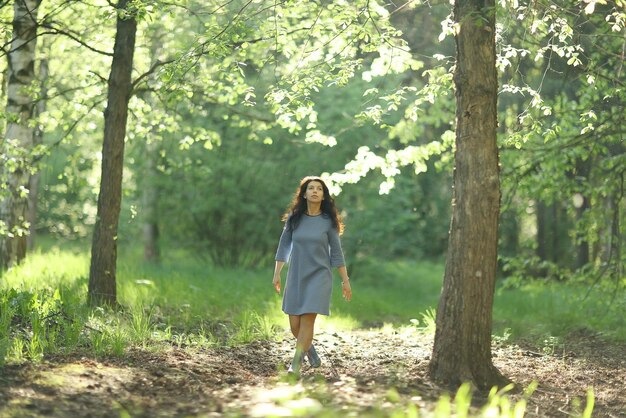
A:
288;315;301;339
296;313;317;353
287;313;317;374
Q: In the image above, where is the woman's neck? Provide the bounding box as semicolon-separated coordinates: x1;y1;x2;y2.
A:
306;203;322;216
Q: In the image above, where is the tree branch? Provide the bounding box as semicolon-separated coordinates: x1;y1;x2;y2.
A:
131;58;177;90
30;98;106;165
37;23;113;56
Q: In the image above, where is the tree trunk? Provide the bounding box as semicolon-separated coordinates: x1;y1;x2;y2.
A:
536;200;547;261
429;0;508;390
0;0;41;270
574;196;590;269
573;158;591;269
142;140;160;263
88;0;137;306
27;52;48;251
141;31;164;263
550;203;559;263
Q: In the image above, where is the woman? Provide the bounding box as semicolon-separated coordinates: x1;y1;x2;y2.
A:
273;176;352;376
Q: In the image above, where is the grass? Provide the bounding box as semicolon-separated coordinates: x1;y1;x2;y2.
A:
0;239;623;367
331;258;444;327
494;280;626;342
0;242;612;417
247;380;595;418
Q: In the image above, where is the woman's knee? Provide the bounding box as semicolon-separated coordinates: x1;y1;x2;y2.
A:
300;313;317;328
289;315;301;335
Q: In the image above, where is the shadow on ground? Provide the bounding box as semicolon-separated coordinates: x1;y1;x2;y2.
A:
0;329;624;417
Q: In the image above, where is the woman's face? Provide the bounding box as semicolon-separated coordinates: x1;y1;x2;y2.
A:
304;181;324;203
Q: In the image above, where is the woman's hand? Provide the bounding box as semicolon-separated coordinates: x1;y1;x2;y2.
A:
342;280;352;302
273;261;285;294
273;275;281;294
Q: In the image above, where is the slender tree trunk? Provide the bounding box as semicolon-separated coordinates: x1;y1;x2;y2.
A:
550;203;559;263
1;64;6;97
1;0;41;270
535;200;551;277
536;200;547;260
141;31;163;263
27;53;48;251
613;173;623;281
574;197;590;269
142;143;160;262
88;0;136;306
605;172;624;281
573;159;591;269
429;0;508;390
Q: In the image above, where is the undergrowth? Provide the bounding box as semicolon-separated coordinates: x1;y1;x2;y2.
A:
1;242;623;366
250;380;595;418
0;242;616;416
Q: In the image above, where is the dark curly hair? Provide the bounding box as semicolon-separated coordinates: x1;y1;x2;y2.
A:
282;176;344;235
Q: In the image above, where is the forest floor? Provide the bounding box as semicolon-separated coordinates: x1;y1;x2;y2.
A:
0;328;624;418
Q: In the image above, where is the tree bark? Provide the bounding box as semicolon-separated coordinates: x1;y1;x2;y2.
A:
88;0;136;306
429;0;508;390
1;0;41;270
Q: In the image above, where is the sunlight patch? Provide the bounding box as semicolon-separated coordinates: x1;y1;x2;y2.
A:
249;383;323;417
317;314;358;332
34;363;133;390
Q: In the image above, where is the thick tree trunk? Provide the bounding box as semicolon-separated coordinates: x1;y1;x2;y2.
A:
429;0;508;390
0;0;41;270
88;1;136;306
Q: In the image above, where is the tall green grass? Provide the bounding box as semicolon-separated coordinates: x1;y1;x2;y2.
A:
0;241;623;367
494;280;626;342
246;380;595;418
331;259;444;327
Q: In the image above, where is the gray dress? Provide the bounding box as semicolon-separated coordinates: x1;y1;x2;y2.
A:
275;213;345;316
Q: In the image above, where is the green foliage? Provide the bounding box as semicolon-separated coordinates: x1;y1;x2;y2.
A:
411;308;437;336
493;279;626;342
496;1;626;280
0;0;621;296
151;135;289;268
0;243;442;365
3;241;623;368
249;380;568;418
36;146;98;239
22;0;458;269
233;310;277;344
333;259;444;326
120;59;456;267
0;286;87;365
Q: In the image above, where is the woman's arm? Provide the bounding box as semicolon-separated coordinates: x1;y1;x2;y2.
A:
273;261;285;294
337;265;352;302
273;218;292;294
328;227;351;301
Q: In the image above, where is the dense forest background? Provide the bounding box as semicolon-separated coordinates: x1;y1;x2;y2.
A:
2;0;621;284
0;1;624;415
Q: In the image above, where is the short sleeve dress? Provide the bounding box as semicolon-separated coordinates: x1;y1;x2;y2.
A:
275;213;345;316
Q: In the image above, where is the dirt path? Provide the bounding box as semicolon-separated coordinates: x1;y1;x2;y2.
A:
0;329;624;417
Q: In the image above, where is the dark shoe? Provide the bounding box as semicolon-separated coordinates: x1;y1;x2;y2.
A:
306;345;321;368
